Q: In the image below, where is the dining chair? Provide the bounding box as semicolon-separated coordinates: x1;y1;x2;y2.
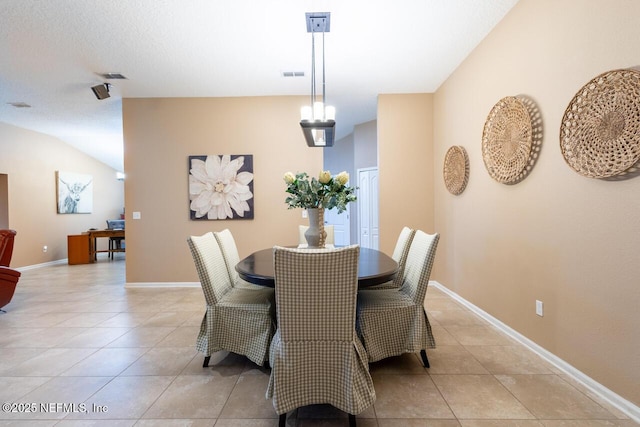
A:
356;230;439;367
267;245;375;427
214;228;262;289
298;224;335;245
368;226;415;290
187;232;275;368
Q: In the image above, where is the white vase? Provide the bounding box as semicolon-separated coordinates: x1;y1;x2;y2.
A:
305;207;326;248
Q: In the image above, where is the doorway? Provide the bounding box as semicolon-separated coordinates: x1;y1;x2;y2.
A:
323;204;351;246
357;167;379;249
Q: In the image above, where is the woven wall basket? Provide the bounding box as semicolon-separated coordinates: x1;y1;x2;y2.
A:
482;96;533;184
443;146;469;195
560;69;640;178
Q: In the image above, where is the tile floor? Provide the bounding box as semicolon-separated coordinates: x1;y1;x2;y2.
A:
0;257;637;426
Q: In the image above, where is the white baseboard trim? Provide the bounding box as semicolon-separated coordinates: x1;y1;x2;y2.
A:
16;259;68;272
430;280;639;423
125;282;200;288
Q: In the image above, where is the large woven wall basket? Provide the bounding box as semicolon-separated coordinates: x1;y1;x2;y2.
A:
481;96;535;184
560;68;640;178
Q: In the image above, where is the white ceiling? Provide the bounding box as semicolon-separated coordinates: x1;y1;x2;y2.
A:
0;0;519;171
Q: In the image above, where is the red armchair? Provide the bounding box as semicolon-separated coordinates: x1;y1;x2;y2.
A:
0;230;19;312
0;229;17;267
0;266;20;312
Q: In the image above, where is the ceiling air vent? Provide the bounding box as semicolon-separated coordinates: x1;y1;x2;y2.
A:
282;71;305;77
99;73;127;79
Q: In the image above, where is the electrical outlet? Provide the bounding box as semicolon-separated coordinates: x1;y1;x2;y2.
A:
302;210;308;218
536;300;544;317
42;245;48;253
132;211;141;220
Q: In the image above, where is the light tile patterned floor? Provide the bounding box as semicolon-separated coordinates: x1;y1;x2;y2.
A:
0;257;637;426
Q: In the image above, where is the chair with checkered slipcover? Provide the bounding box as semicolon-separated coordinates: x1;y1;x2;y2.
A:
367;226;416;290
214;229;262;289
356;230;439;367
187;232;275;368
267;245;375;427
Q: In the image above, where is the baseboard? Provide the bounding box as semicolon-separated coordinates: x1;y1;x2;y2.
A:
430;280;640;423
16;258;68;272
125;281;200;288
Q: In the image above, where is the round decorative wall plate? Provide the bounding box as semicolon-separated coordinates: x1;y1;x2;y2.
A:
482;96;533;184
443;146;469;195
560;69;640;178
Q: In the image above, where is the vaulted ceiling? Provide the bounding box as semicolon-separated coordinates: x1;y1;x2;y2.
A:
0;0;519;171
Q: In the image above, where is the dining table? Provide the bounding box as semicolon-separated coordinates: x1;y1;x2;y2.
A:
236;246;398;288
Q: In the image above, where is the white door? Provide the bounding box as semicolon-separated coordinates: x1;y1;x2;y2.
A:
357;168;379;249
323;205;350;246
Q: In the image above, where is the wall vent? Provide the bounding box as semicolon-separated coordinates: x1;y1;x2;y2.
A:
7;102;31;108
99;73;127;79
282;71;305;77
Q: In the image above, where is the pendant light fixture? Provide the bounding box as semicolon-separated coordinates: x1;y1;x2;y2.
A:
300;12;335;147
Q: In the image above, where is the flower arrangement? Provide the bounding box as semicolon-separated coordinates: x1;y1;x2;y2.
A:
283;171;357;213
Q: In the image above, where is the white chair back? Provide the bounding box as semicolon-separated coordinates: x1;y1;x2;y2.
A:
214;229;242;283
390;226;416;287
187;232;232;305
400;230;439;303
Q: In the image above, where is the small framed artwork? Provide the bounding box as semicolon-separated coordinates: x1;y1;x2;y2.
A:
56;171;93;214
188;154;254;220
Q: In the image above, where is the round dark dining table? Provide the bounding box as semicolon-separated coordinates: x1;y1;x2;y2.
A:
236;247;398;288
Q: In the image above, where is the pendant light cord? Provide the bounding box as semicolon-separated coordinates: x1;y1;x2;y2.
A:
311;25;316;106
322;29;326;111
308;16;329;120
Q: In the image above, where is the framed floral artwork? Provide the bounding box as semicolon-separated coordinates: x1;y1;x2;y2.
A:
188;154;254;220
56;171;93;214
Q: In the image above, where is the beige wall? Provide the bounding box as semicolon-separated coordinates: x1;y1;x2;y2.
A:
378;94;435;255
354;120;377;170
122;96;322;284
432;0;639;405
0;122;124;267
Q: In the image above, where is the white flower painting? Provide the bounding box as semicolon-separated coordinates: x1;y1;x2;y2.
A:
188;154;254;220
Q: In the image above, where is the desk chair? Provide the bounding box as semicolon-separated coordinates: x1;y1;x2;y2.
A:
106;220;125;259
267;245;375;427
356;230;439;367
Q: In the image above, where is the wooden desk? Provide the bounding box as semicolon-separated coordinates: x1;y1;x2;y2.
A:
67;234;91;264
84;229;125;262
236;247;398;288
